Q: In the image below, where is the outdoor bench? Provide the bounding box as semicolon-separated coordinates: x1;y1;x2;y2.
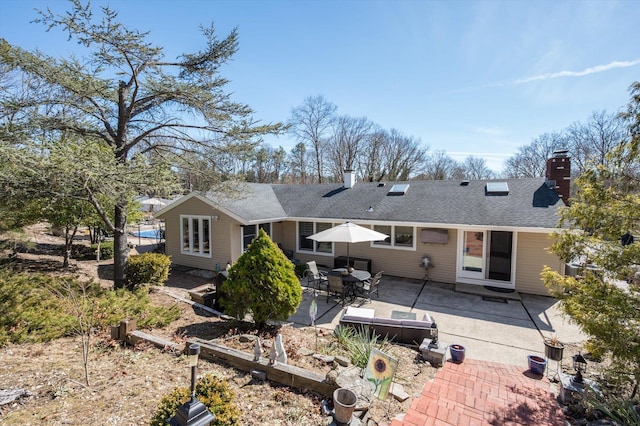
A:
338;306;438;345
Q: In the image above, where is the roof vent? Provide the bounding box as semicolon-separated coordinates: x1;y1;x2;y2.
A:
485;182;509;196
460;180;470;186
377;182;386;187
388;183;410;196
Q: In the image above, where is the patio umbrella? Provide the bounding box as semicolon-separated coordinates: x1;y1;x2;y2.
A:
141;197;167;212
307;222;389;266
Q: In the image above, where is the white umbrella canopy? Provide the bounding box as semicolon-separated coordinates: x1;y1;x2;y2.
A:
307;222;389;265
141;197;168;207
141;197;168;213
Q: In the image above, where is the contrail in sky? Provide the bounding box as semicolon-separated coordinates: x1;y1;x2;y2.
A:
515;59;640;84
450;59;640;94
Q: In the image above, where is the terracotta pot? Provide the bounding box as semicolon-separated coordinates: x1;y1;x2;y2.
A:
333;388;356;424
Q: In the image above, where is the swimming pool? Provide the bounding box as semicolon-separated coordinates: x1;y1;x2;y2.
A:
132;229;164;239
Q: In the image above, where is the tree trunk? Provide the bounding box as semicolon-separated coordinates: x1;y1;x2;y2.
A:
113;204;129;289
62;225;77;269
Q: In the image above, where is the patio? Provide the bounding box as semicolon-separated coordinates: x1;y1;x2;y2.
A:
288;275;586;369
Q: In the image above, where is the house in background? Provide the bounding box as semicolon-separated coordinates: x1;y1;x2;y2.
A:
155;153;570;296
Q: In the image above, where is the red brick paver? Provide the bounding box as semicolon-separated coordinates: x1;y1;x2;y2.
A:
391;359;564;426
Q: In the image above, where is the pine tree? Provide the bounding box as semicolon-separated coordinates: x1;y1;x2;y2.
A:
542;82;640;397
221;229;302;330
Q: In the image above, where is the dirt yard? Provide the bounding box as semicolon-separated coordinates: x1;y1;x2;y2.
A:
0;224;436;425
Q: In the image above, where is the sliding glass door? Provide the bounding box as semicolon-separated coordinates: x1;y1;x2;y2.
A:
458;230;514;287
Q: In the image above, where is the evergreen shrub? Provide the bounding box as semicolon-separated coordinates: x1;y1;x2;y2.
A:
127;253;171;288
150;373;240;426
91;240;114;259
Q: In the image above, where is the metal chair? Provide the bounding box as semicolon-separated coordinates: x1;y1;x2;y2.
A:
353;259;368;271
326;275;347;305
304;260;328;289
360;271;383;302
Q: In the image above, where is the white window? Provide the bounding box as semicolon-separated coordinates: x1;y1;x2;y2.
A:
242;223;272;251
181;215;211;257
373;224;415;249
298;221;333;254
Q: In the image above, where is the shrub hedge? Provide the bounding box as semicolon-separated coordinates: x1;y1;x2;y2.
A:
127;252;171;288
0;267;179;346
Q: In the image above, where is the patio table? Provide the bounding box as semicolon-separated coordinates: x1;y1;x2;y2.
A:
330;268;371;301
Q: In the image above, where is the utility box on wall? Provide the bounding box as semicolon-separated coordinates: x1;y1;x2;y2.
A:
421;229;448;244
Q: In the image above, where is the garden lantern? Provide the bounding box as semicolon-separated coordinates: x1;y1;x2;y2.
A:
571;352;587;385
169;344;215;426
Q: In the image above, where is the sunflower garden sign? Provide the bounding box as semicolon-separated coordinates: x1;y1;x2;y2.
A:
364;348;398;400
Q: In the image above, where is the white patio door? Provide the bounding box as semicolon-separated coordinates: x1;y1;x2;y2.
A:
459;230;485;280
458;229;515;289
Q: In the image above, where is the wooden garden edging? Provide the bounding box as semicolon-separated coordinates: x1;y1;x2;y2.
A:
188;337;338;398
110;320;337;398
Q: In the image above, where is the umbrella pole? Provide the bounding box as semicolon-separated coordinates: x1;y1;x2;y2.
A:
347;244;350;269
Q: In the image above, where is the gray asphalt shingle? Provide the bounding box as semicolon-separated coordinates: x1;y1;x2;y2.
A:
212;178;563;229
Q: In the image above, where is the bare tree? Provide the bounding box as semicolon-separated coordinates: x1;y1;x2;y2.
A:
326;115;373;181
381;129;429;181
418;150;463;180
289;95;336;183
360;128;386;182
567;110;627;174
502;132;567;178
461;156;495;180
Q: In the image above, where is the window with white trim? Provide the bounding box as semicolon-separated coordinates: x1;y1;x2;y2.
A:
242;223;271;251
298;221;333;254
181;215;211;256
373;224;415;249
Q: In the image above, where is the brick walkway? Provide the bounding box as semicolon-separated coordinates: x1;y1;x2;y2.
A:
391;359;565;426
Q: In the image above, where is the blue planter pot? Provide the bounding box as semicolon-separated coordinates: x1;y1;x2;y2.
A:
528;355;547;375
449;344;465;363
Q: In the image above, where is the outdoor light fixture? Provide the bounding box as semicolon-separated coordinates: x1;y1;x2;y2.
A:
571;352;587;385
169;343;215;426
428;335;439;349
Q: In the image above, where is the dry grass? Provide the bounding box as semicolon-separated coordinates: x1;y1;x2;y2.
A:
0;225;436;425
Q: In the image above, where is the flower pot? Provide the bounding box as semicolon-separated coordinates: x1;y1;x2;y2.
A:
333;388;357;425
449;344;465;363
527;355;547;375
544;340;564;361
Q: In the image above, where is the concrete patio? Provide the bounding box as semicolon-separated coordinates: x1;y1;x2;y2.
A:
288;275;586;368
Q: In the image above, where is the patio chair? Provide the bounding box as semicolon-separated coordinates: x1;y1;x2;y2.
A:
353;259;368;271
326;274;347;305
304;260;328;289
360;271;383;302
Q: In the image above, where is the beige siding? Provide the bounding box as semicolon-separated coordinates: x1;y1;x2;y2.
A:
515;232;563;295
285;222;458;283
161;198;238;271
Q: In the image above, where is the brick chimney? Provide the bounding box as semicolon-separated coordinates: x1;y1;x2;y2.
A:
343;169;356;189
545;150;571;205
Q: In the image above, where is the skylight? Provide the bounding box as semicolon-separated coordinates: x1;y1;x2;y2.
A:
388;183;410;196
485;182;509;195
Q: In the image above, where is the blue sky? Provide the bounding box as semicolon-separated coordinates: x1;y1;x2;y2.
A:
1;0;639;172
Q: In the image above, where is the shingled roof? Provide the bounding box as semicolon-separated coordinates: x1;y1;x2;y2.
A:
195;178;563;230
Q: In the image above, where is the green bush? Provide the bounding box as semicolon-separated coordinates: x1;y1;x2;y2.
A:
221;229;302;330
127;253;171;288
150;373;240;426
0;267;180;346
91;240;114;260
334;324;392;369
